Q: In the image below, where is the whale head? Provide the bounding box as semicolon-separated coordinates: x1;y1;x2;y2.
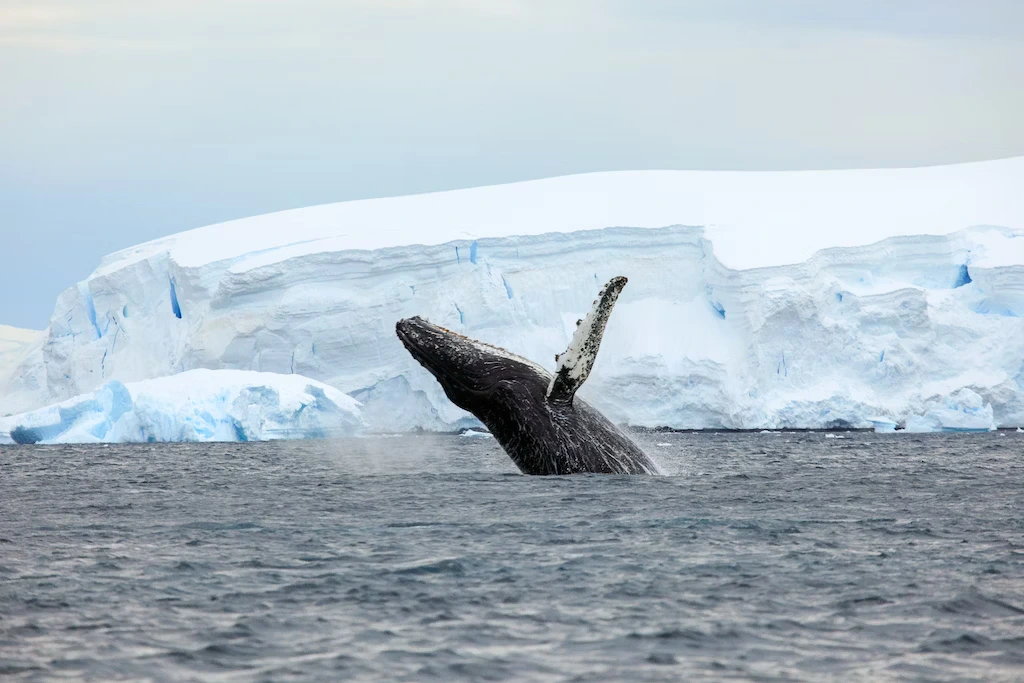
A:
395;316;549;416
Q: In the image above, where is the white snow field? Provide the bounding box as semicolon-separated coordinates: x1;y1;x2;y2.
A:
0;369;362;445
2;157;1023;438
0;325;43;391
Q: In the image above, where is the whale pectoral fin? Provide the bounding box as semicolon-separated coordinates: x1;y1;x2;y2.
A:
546;276;628;403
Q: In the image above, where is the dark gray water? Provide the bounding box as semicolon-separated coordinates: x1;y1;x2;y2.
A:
1;431;1022;681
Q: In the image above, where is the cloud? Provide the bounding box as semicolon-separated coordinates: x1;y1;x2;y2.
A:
1;0;1023;329
0;5;77;26
610;0;1024;40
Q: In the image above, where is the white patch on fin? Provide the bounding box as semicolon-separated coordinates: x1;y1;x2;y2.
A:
547;276;627;402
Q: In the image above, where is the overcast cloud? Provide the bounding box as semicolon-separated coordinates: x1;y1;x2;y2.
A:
2;0;1022;327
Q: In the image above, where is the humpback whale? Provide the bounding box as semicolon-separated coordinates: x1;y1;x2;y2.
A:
395;277;660;475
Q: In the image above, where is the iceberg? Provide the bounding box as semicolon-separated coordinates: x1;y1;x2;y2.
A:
0;369;362;445
867;418;899;434
903;388;996;433
2;158;1023;434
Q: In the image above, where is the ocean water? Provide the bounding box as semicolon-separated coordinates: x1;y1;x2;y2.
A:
1;431;1022;681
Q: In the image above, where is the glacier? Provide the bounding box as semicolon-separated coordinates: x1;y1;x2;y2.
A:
0;369;362;445
0;325;42;391
2;157;1023;438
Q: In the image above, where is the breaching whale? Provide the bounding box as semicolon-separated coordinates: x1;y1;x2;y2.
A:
395;277;660;475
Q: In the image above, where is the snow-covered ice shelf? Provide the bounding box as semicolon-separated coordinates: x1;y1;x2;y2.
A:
2;158;1022;437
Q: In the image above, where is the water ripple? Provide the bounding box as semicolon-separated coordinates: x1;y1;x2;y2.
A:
1;431;1022;680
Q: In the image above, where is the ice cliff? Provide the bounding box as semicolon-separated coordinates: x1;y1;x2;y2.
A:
0;369;362;445
2;157;1023;435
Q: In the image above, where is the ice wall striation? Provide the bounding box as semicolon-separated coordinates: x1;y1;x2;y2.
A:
2;160;1023;431
0;369;362;444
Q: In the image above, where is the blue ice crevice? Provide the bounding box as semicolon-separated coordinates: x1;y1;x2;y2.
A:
469;241;479;264
169;279;182;318
501;275;513;299
954;264;972;288
79;283;103;339
705;285;726;319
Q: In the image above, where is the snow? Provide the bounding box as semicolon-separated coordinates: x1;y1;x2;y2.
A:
0;369;362;445
90;157;1024;277
2;158;1023;435
0;325;42;353
0;325;43;395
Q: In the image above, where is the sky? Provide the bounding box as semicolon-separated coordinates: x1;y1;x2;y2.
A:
2;0;1023;329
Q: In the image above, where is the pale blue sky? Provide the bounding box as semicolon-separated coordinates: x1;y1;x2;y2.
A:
2;0;1023;328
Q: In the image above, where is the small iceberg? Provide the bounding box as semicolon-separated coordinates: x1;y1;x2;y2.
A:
0;369;363;445
904;389;995;433
868;418;898;433
459;429;493;438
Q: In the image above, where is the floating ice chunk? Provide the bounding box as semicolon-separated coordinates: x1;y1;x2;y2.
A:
868;418;898;433
0;369;362;445
903;388;995;433
459;429;493;438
